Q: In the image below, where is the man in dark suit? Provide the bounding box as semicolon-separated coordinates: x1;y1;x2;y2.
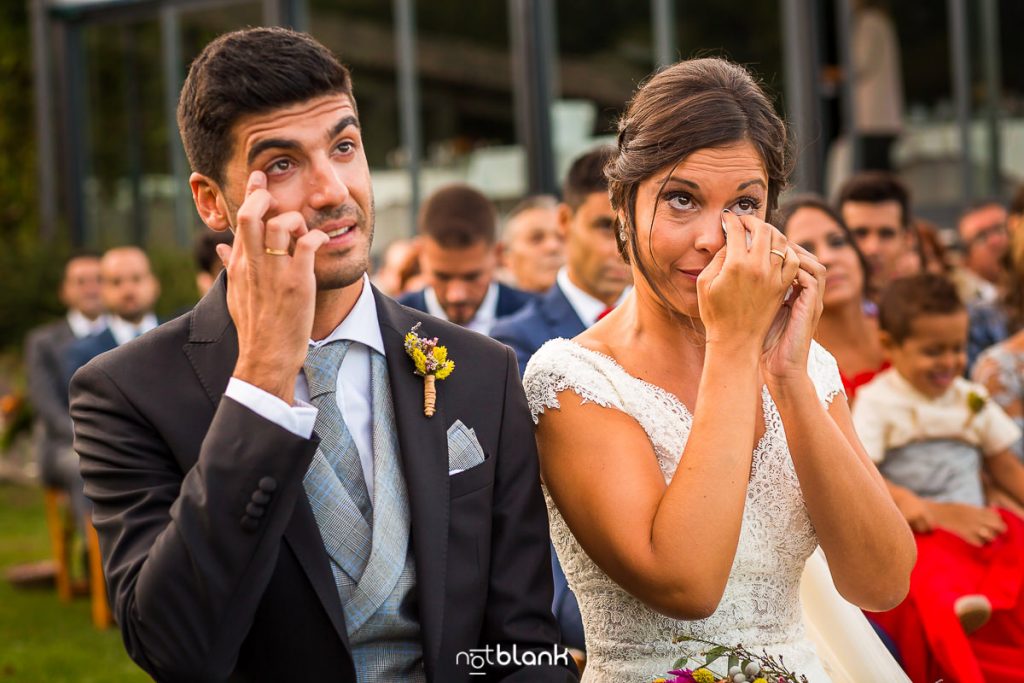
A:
398;184;534;335
70;28;573;683
492;147;631;376
64;246;161;385
25;252;105;525
491;147;631;660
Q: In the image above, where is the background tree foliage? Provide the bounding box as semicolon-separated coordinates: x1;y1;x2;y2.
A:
0;1;65;355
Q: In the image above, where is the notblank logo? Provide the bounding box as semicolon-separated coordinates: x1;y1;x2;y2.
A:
456;644;571;676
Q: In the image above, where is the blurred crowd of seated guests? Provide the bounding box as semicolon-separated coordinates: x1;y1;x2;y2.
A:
23;231;231;537
19;135;1024;679
777;176;1024;682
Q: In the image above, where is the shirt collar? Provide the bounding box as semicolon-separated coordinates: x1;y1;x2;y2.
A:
556;267;628;327
108;313;158;346
424;281;500;335
309;273;385;355
66;310;107;339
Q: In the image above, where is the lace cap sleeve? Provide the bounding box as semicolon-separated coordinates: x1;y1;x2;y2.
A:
808;340;846;408
522;339;626;424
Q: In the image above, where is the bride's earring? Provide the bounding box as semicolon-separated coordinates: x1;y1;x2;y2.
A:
618;227;627;242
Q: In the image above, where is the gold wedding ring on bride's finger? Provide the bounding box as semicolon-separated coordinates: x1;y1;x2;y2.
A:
769;248;787;263
264;247;289;256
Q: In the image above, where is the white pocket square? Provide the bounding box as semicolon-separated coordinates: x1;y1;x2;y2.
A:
447;420;486;474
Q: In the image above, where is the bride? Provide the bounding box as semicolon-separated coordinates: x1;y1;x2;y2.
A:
523;57;915;682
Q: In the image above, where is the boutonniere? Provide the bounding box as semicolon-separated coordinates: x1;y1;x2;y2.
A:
965;390;987;428
404;322;455;417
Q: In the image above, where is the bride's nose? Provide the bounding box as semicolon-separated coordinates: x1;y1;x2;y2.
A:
693;210;727;253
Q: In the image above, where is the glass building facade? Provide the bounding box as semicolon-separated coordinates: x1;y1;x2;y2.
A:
31;0;1024;255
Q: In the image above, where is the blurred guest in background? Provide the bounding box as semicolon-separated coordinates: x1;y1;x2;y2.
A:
974;222;1024;448
493;146;629;376
373;237;424;297
1010;185;1024;237
499;195;564;294
838;171;918;295
64;247;160;384
913;218;951;276
194;230;233;298
850;0;904;171
855;274;1024;683
961;202;1019;370
953;200;1010;307
399;183;534;334
25;252;105;527
778;195;886;401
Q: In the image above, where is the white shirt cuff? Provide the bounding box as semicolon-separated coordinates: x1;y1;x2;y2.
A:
224;377;317;439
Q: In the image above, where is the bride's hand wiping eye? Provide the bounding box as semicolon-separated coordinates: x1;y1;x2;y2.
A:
760;243;826;386
697;212;800;352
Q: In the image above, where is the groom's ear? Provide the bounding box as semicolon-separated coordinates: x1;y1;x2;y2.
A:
191;172;232;232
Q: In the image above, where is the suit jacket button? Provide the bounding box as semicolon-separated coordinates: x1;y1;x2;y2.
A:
258;477;277;493
251;490;271;505
240;516;259;532
245;502;265;518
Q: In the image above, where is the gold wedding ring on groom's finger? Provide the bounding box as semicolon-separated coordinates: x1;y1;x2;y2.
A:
769;248;787;263
264;247;289;256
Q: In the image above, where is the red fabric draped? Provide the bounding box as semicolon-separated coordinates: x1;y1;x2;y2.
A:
870;508;1024;682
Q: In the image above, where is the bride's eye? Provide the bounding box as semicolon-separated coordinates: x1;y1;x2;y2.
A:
664;191;694;211
732;196;762;215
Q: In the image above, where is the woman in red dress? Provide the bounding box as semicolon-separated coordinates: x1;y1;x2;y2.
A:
778;196;887;402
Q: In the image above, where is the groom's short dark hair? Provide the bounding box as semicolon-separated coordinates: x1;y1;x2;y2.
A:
177;27;354;186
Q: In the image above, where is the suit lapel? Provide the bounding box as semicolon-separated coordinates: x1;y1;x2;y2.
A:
541;284;587;339
181;273;352;650
375;290;449;677
182;273;237;407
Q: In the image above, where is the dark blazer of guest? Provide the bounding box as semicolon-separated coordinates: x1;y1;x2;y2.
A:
490;282;588;653
26;318;78;483
491;283;586;377
62;328;118;391
397;283;536;327
69;276;574;683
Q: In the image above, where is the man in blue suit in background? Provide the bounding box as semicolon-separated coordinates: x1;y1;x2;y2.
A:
492;147;631;376
490;147;631;661
398;184;534;334
65;246;161;385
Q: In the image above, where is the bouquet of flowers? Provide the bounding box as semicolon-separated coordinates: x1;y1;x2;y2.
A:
653;636;808;683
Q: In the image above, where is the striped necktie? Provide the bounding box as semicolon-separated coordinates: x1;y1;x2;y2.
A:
303;340;373;525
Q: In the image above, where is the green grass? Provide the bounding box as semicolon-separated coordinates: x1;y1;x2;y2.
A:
0;484;150;682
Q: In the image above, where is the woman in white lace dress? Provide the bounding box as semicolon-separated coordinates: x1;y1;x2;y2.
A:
523;58;915;682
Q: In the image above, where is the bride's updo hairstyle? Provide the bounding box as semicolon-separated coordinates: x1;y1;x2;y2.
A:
605;57;792;293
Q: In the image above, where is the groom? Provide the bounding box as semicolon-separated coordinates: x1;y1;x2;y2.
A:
69;28;574;683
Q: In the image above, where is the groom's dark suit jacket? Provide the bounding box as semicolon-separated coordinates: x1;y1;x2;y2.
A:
69;274;575;683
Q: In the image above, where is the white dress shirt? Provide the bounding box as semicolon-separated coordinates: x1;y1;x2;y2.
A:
224;274;384;499
424;282;499;335
556;267;629;328
67;310;107;339
108;313;159;347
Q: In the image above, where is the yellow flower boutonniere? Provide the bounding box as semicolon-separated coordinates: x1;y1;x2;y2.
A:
404;322;455;417
965;390;987;428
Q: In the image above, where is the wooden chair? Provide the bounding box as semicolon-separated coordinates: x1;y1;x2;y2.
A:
42;488;73;602
41;487;112;628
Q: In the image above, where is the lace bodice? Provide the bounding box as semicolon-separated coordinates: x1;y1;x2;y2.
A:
524;339;844;682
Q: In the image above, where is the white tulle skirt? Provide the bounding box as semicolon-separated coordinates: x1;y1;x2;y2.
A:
800;548;911;683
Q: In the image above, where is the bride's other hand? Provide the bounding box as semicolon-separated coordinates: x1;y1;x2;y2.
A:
761;243;826;387
697;211;799;351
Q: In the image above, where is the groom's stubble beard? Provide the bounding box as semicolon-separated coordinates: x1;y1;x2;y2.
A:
311;195;376;292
